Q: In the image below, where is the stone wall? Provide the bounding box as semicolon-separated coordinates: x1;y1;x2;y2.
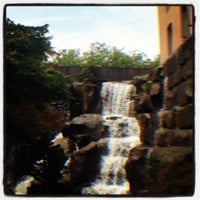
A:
55;66;152;81
125;37;194;196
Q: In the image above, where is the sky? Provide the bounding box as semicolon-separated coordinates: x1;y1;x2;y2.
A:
6;5;160;59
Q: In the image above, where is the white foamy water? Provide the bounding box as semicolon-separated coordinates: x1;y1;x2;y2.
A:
101;82;136;116
82;82;141;195
14;175;35;195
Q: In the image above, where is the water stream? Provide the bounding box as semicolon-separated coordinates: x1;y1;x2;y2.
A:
82;82;141;195
14;81;141;195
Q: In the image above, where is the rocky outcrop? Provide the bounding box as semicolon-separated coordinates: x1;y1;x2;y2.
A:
26;114;107;195
125;37;194;196
59;141;101;188
125;144;150;195
147;146;194;196
8;37;194;196
62;114;108;148
70;81;102;119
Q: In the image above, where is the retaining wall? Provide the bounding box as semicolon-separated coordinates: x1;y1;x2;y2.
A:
125;36;194;196
55;66;152;81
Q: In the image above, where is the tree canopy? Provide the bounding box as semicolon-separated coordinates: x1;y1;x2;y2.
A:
5;18;71;144
52;42;160;68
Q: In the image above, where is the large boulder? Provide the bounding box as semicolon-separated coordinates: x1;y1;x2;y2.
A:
47;137;77;182
62;114;108;148
58;141;101;191
125;144;150;195
147;146;194;196
50;137;77;157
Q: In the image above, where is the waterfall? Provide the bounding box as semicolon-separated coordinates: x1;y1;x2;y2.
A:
101;82;136;116
14;175;35;195
82;82;141;195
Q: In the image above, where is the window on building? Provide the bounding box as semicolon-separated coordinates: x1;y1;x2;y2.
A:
181;6;190;39
167;23;173;56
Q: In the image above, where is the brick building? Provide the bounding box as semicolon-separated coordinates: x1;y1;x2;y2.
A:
158;5;194;64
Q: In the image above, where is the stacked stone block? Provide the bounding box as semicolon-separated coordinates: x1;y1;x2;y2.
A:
125;37;194;196
156;37;194;147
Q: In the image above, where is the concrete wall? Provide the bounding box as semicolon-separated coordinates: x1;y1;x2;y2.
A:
55;66;152;81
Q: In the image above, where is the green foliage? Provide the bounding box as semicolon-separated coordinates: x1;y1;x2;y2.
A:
82;42;111;67
5;18;51;64
5;18;71;143
52;42;160;68
52;42;160;80
53;49;83;66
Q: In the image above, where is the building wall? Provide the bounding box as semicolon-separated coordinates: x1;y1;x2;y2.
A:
158;6;193;64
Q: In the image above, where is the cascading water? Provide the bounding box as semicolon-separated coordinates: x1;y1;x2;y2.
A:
82;82;141;195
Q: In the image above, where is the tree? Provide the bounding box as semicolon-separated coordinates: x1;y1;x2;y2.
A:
5;18;71;144
52;42;160;68
53;49;83;66
4;18;73;194
82;42;111;67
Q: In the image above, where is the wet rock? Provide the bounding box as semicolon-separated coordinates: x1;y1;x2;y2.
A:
97;138;109;155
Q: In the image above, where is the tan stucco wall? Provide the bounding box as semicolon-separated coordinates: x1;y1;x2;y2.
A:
158;6;193;64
